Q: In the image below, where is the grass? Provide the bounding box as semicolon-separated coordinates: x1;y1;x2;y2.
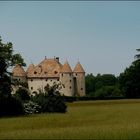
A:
0;99;140;139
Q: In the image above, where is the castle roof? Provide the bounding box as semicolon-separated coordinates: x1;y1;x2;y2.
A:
27;58;62;77
73;62;85;73
61;61;72;73
26;64;34;73
12;64;26;77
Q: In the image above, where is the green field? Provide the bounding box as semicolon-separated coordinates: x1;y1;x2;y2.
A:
0;99;140;139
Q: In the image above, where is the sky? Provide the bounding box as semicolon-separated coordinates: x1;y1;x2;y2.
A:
0;1;140;76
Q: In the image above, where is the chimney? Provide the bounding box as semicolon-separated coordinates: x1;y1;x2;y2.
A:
55;57;59;62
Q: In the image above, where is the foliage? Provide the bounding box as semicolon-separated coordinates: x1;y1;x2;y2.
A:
134;48;140;60
119;49;140;98
85;73;119;97
0;58;11;98
0;36;26;116
23;101;41;115
94;85;122;98
14;87;30;102
32;83;67;113
12;78;28;88
0;36;26;67
85;73;95;94
0;96;24;117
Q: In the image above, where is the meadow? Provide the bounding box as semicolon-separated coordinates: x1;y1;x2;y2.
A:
0;99;140;139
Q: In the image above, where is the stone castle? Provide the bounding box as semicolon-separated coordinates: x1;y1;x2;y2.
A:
12;57;85;96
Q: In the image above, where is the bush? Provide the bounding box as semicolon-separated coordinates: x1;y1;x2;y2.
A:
0;96;24;117
32;93;67;113
23;101;41;114
14;87;30;102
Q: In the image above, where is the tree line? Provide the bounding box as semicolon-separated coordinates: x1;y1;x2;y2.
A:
85;49;140;98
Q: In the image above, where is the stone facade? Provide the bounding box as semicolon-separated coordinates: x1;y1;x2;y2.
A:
12;57;85;96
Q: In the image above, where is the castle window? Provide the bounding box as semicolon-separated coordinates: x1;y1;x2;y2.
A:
34;71;37;74
18;78;20;81
63;84;65;88
69;86;71;89
61;73;63;77
31;79;33;82
46;79;48;81
57;79;59;81
81;88;83;90
76;73;77;76
69;73;71;76
44;72;47;74
31;87;33;90
54;71;58;74
70;80;71;82
51;80;52;82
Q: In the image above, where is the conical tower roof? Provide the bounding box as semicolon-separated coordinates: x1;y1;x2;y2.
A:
26;64;34;74
73;62;85;73
12;64;26;77
61;61;72;73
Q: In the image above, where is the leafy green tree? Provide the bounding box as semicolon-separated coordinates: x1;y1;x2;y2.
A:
0;58;11;98
0;36;26;97
0;36;26;116
134;49;140;60
0;36;26;67
94;85;122;98
119;49;140;97
85;73;95;95
85;73;118;96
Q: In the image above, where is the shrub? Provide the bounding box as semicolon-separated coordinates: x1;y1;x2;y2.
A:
23;101;41;114
0;96;24;117
14;87;30;102
32;83;67;113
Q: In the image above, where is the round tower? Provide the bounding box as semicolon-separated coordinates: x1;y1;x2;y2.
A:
73;62;85;97
12;64;27;83
60;61;74;96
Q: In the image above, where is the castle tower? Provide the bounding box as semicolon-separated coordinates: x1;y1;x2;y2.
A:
73;62;85;97
60;61;74;96
12;64;27;83
26;63;34;76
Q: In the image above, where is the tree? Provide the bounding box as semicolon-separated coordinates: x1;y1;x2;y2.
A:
0;36;26;116
0;36;26;97
119;49;140;97
134;49;140;60
0;36;26;67
85;73;118;96
85;73;95;95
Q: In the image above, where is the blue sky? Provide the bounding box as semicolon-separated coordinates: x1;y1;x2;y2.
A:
0;1;140;76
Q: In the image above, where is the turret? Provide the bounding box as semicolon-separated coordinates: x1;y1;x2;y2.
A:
73;62;85;96
26;63;34;77
12;64;27;83
60;61;74;96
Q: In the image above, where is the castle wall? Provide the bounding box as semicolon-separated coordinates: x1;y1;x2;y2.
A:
73;73;85;96
60;73;74;96
28;78;59;94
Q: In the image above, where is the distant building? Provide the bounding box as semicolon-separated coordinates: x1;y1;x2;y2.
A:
12;57;85;96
